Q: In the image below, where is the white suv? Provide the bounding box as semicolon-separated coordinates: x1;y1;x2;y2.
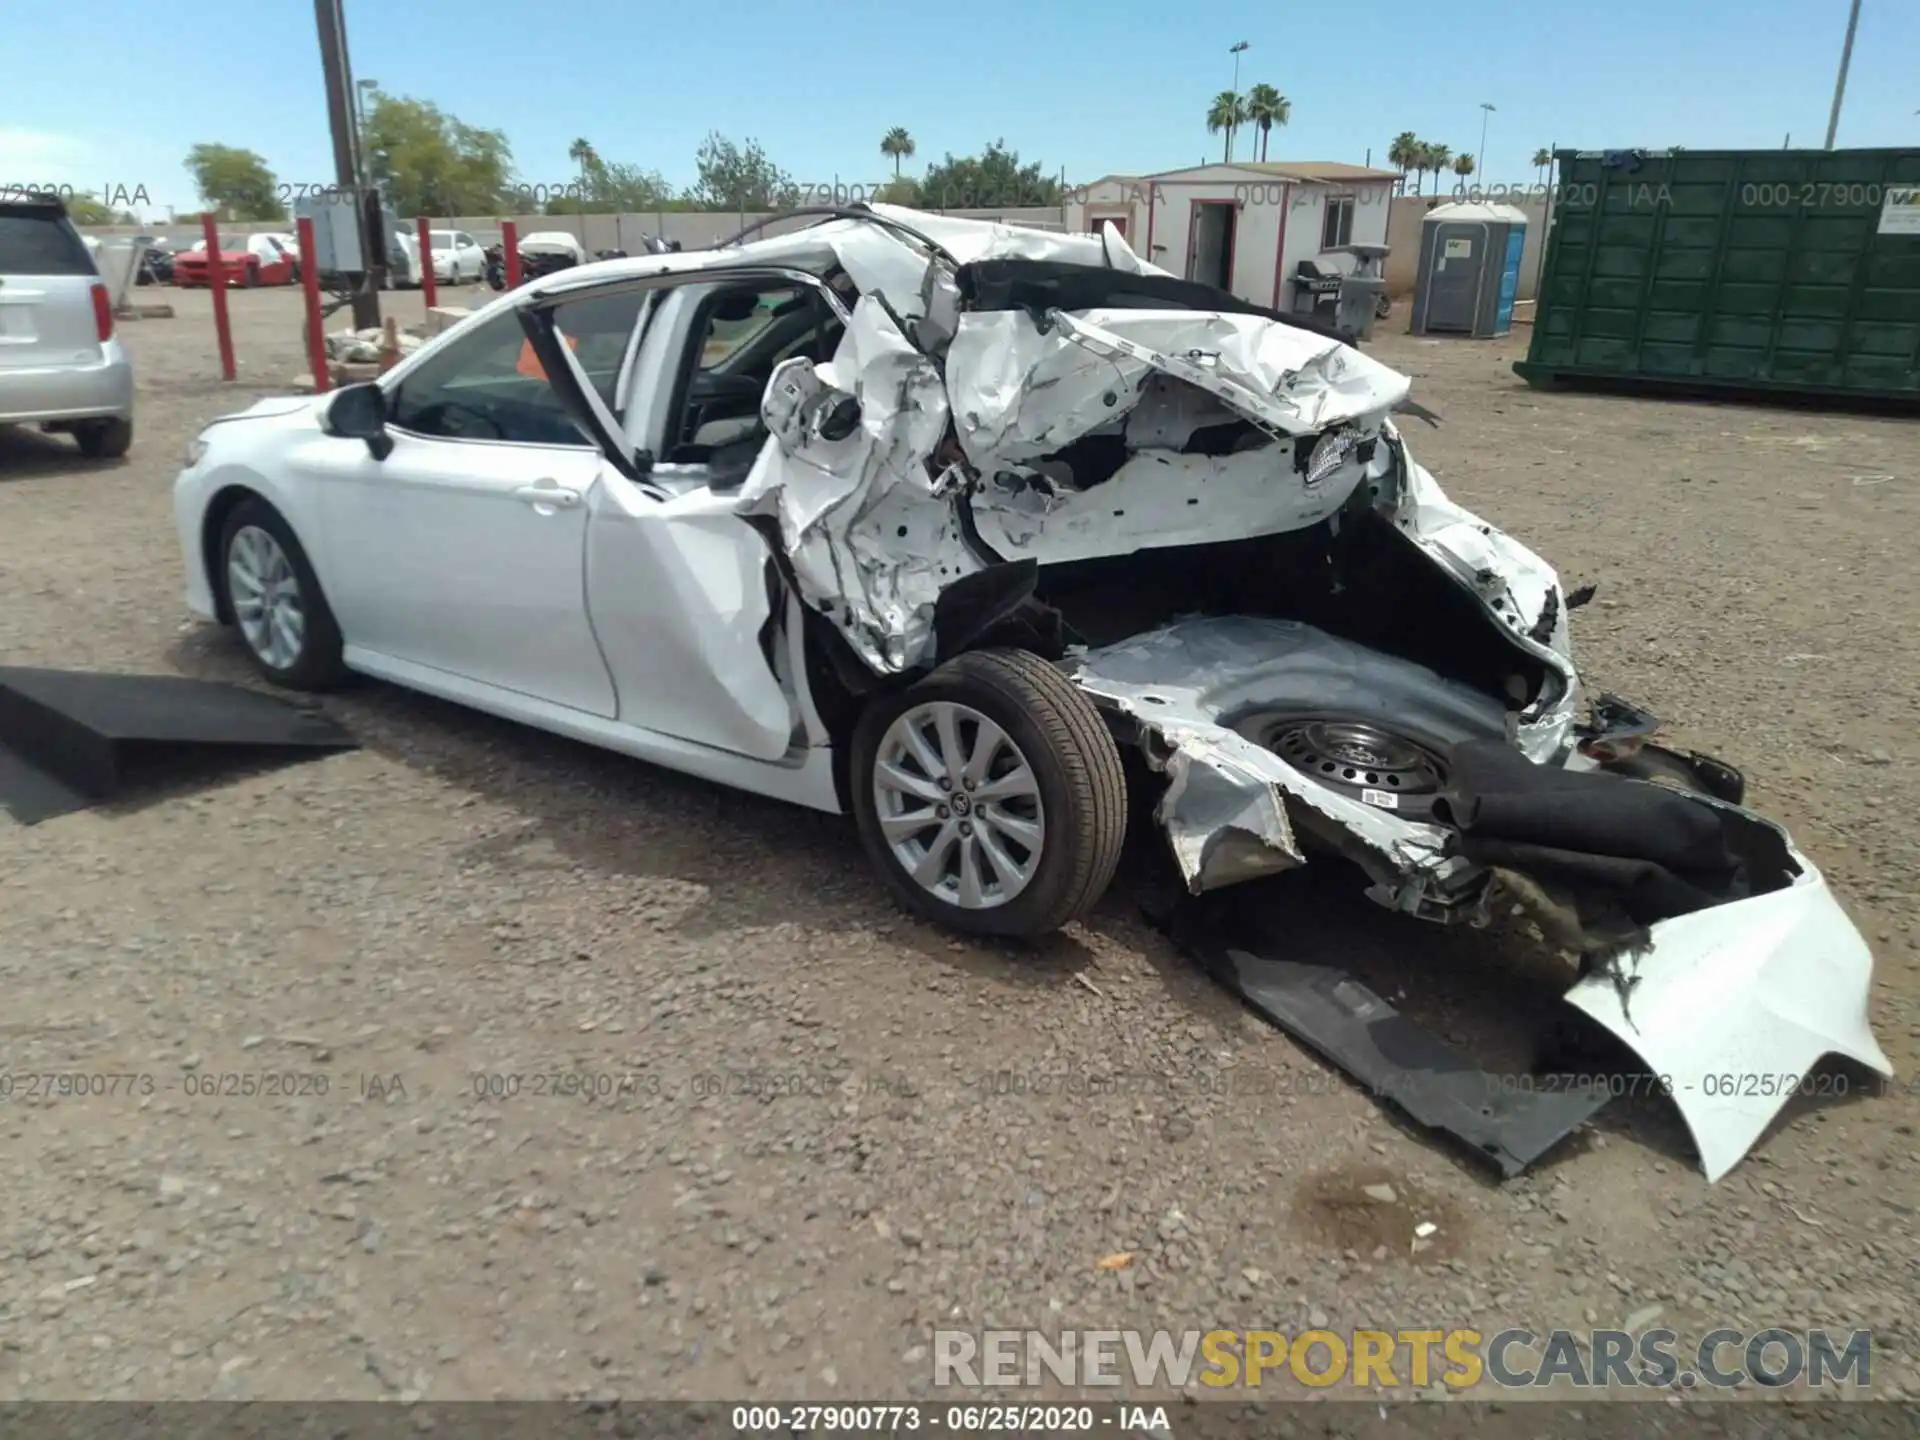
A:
0;195;134;458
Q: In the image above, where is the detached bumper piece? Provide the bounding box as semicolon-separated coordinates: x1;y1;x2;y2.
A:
0;667;356;825
1157;894;1612;1177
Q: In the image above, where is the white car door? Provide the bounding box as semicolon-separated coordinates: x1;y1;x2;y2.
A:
310;303;621;715
567;271;850;761
457;234;481;281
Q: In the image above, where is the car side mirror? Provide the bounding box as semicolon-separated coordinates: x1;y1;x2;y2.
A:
324;382;394;460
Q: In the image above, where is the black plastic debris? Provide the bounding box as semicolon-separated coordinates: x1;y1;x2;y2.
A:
1153;893;1612;1177
0;667;356;825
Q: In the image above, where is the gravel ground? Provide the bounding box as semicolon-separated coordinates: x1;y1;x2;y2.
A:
0;286;1915;1405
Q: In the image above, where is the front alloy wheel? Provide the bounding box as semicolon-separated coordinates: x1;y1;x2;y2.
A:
218;498;347;691
227;524;306;671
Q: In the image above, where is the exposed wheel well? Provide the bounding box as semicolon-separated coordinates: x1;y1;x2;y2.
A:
200;484;268;623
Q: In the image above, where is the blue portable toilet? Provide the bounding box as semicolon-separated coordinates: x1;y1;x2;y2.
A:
1411;201;1529;337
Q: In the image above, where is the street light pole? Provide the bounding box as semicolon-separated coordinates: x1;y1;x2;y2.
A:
1229;41;1248;163
1478;102;1496;186
1824;0;1862;149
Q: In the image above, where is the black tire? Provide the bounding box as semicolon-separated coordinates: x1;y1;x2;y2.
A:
243;262;260;289
74;417;132;459
851;648;1128;939
217;498;348;691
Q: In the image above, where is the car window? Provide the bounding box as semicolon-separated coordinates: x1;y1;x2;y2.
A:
0;206;95;276
669;283;841;462
550;289;647;413
458;233;474;248
387;308;592;447
700;289;789;367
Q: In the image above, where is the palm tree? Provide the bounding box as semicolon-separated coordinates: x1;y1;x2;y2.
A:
1388;131;1420;193
567;137;598;201
880;127;916;180
1244;85;1289;162
1531;147;1553;188
1206;91;1246;163
1425;143;1452;194
1453;153;1475;180
1406;142;1431;195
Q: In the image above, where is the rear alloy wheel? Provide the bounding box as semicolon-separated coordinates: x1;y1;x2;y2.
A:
852;649;1127;939
74;418;132;459
219;499;346;691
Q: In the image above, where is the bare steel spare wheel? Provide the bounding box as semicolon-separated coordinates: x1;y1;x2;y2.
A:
852;649;1127;938
1237;714;1449;816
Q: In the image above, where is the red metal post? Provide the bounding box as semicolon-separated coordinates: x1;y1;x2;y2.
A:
297;216;330;395
416;214;437;308
502;219;521;289
203;211;235;381
1269;182;1295;311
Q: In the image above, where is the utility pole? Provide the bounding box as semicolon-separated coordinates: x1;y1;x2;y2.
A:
315;0;380;327
1228;41;1248;163
1824;0;1862;149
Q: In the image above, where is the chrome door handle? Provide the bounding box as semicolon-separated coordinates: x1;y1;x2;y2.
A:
513;482;581;509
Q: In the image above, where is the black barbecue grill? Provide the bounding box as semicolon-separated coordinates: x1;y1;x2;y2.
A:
1292;259;1344;321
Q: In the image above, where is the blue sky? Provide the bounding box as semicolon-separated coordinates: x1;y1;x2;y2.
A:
5;0;1918;218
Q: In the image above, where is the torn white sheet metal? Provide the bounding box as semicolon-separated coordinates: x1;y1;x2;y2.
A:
1380;437;1583;764
735;295;970;672
770;205;1157;341
863;203;1154;275
1564;834;1893;1182
1068;617;1481;893
942;308;1411;472
970;444;1360;566
1047;310;1412;438
1153;734;1304;892
741;213;1412;672
1124;373;1244;450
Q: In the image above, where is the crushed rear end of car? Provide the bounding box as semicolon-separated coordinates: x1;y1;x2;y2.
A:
724;205;1892;1178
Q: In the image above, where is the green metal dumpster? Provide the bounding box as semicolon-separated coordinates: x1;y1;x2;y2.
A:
1514;147;1920;402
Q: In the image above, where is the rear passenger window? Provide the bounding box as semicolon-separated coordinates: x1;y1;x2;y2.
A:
551;290;646;414
0;206;95;276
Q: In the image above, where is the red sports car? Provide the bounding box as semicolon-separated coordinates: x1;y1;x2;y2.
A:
172;233;298;288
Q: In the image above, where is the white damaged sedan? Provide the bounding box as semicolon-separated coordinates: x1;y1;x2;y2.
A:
173;205;1890;1178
